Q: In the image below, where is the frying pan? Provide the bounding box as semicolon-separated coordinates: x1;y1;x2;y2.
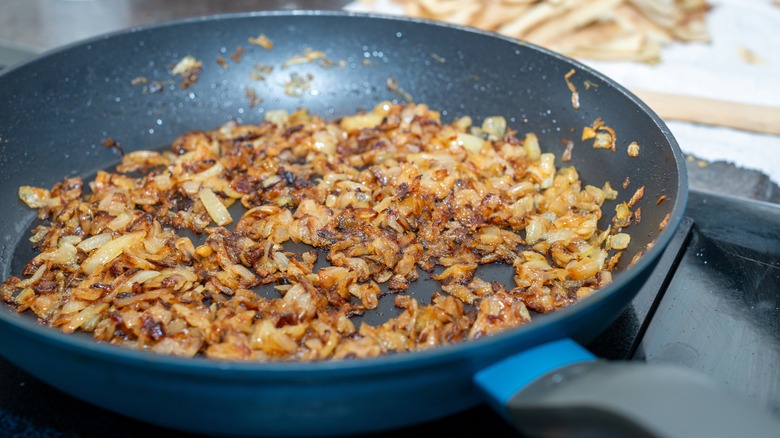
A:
0;10;777;438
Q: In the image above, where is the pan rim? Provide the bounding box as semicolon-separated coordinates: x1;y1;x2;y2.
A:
0;9;688;376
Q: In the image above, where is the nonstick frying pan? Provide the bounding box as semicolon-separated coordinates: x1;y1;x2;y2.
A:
0;10;777;438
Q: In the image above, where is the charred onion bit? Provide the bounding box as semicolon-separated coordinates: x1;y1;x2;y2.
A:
171;55;202;89
2;103;637;361
582;117;617;152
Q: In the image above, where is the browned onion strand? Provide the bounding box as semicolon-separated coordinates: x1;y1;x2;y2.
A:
0;102;640;361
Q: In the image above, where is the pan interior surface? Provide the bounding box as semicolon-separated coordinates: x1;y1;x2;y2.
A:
0;11;686;437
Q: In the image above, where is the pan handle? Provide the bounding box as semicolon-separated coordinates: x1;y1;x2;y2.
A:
475;339;780;438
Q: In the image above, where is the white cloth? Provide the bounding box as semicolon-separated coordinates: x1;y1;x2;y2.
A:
347;0;780;184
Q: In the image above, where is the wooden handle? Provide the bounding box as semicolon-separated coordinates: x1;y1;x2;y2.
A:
631;89;780;136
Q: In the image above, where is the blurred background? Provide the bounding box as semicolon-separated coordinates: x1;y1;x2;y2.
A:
0;0;350;65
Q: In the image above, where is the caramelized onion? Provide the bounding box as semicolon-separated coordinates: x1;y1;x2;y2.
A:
1;102;637;362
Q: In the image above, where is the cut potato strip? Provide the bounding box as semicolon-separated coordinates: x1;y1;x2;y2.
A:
391;0;710;62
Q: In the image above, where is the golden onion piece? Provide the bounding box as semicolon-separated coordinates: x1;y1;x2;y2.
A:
198;187;233;226
481;116;507;140
18;186;54;209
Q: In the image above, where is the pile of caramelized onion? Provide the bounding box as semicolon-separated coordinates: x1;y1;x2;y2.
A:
1;102;636;361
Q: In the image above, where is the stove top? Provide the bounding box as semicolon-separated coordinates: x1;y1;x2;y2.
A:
1;189;779;437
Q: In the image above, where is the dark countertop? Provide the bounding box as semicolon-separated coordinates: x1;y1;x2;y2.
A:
686;159;780;204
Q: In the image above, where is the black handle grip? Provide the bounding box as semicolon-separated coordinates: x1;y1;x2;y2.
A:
507;361;780;438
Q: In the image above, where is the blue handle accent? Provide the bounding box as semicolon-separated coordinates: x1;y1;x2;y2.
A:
474;339;596;418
